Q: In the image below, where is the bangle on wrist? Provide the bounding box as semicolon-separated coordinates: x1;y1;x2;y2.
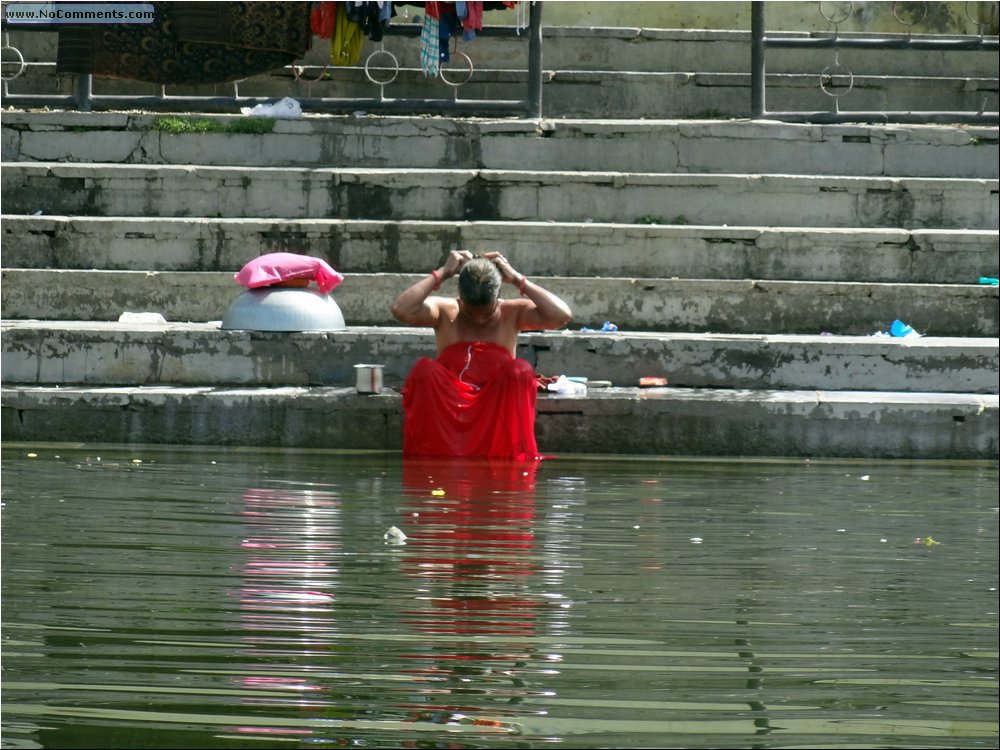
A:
430;270;441;290
519;275;528;296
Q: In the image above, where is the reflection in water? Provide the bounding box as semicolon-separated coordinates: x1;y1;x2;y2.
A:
0;447;996;749
397;459;544;729
224;462;544;745
229;485;341;742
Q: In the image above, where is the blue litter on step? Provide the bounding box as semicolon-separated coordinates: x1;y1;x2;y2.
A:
979;276;999;286
580;321;619;333
890;319;921;338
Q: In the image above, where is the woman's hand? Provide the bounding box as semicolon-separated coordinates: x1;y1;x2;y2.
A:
481;250;520;286
442;249;473;280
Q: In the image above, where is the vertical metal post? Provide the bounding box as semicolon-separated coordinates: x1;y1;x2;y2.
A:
75;73;92;111
527;1;543;119
750;1;765;119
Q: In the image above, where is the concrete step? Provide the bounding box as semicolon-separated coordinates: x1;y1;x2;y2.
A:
4;216;996;285
1;21;995;461
2;320;996;395
2;383;996;459
4;113;998;179
2;269;996;337
4;162;996;229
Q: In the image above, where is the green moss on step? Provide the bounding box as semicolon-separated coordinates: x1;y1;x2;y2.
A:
152;117;276;134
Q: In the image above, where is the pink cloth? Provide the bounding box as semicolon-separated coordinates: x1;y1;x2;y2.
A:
234;253;344;294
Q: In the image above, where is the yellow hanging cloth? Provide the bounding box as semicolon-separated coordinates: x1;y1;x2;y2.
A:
330;3;364;66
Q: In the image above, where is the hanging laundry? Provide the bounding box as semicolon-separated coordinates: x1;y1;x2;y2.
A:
419;12;441;76
311;2;337;39
346;1;394;43
434;3;472;63
459;1;484;41
396;0;520;73
57;2;312;84
331;2;366;66
437;10;458;63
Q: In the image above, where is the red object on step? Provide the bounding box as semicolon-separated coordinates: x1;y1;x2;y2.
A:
638;376;669;387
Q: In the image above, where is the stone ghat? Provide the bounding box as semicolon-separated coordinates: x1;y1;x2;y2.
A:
3;383;996;460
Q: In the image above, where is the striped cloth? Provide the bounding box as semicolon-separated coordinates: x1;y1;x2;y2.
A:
420;14;440;77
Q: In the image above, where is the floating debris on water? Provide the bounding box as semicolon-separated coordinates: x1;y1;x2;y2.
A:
384;526;408;544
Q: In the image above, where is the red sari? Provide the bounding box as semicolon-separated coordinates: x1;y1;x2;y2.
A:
401;341;540;461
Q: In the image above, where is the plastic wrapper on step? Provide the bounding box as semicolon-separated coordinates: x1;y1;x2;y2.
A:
119;311;167;324
240;97;302;118
546;375;587;395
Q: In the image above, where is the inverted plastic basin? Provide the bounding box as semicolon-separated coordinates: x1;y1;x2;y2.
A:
220;287;346;331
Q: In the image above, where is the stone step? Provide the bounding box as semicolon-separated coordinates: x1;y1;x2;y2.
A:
4;216;996;285
2;383;996;459
4;113;998;179
2;320;996;395
4;162;996;229
2;269;996;337
9;25;997;78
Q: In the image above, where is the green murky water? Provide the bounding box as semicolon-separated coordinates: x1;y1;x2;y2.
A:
2;445;997;749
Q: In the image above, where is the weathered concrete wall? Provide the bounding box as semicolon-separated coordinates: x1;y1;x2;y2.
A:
5;115;998;179
4;216;996;284
0;385;404;451
2;97;996;460
4;67;996;119
538;70;997;119
2;269;997;336
3;321;997;394
3;384;996;459
536;2;1000;36
5;162;997;229
533;387;999;459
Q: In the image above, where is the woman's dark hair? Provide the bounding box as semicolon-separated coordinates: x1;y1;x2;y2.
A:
458;257;501;306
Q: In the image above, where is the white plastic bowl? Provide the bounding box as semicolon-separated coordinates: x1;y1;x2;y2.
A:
220;287;346;332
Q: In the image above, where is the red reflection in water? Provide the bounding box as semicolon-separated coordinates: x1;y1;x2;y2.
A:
226;466;542;745
395;458;543;727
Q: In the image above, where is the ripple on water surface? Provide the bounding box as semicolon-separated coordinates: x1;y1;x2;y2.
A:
2;446;997;748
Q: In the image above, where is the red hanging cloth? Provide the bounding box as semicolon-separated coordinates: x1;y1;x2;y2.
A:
311;1;336;39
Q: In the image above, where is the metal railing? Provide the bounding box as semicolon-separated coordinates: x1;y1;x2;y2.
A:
751;0;999;124
3;1;999;123
1;1;544;117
